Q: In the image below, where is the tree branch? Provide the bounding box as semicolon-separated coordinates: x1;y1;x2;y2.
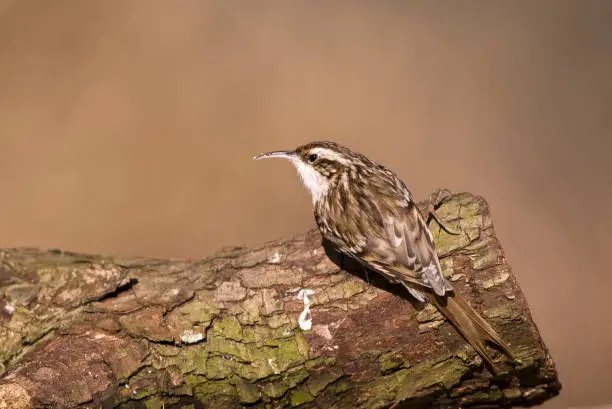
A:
0;192;560;409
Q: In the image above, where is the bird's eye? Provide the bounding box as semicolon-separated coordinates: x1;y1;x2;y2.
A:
308;153;318;163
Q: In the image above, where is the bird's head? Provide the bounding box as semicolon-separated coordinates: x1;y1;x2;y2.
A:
254;141;365;204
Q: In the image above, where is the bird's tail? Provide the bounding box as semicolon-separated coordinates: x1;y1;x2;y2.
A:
429;291;516;375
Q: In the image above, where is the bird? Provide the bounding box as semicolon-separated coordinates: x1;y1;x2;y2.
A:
253;140;515;374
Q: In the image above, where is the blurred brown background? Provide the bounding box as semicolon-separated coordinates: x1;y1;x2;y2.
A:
0;1;611;407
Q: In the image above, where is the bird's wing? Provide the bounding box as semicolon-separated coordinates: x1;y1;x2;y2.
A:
356;201;453;297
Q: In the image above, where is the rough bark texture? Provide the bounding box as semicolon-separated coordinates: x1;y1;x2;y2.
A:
0;193;560;409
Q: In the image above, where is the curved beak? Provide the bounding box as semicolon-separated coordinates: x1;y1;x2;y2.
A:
253;150;296;161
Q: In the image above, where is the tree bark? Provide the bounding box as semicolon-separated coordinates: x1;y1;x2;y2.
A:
0;192;560;409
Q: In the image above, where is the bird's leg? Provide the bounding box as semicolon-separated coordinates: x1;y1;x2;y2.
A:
425;189;461;235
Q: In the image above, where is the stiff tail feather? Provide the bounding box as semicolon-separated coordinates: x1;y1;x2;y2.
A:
429;292;516;375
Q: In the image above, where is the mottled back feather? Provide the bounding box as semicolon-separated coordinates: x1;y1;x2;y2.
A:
306;142;453;298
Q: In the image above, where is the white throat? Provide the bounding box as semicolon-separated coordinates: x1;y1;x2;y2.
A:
289;158;329;204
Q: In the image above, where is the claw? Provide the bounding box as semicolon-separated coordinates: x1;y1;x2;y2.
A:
425;189;461;235
429;188;454;207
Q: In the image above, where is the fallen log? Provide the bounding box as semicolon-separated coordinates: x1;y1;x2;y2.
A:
0;192;561;409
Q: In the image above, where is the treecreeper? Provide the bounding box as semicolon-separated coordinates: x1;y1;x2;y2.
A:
254;141;517;380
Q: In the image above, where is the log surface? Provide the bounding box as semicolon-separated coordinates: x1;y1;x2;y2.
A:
0;193;561;409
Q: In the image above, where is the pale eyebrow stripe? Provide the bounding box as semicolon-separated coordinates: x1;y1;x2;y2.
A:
310;148;350;165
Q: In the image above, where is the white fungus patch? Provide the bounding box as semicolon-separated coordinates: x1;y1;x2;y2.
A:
180;329;204;344
4;303;15;316
322;345;339;353
268;252;282;264
297;289;314;330
267;358;280;374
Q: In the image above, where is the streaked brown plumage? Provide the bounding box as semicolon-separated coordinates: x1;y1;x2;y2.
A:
254;140;515;374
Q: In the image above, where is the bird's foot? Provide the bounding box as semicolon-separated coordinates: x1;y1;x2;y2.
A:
425;189;461;235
